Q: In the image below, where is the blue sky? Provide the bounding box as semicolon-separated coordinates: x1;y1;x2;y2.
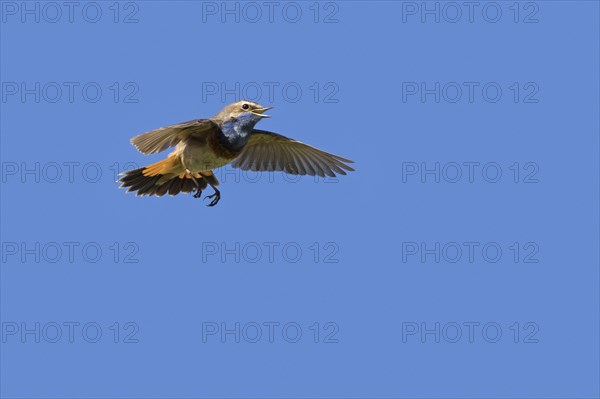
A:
1;1;599;398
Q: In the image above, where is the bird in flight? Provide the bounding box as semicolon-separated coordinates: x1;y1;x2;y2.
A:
118;101;354;206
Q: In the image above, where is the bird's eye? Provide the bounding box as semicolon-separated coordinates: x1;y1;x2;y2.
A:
241;103;249;110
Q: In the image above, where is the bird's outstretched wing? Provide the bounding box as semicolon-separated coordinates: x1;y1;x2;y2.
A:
130;119;218;155
231;129;354;177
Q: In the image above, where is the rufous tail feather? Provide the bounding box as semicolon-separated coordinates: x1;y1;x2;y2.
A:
118;156;219;196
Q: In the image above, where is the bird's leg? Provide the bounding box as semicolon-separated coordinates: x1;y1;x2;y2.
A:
186;169;203;199
204;182;221;207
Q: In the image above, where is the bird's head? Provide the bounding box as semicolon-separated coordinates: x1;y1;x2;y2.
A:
213;100;272;125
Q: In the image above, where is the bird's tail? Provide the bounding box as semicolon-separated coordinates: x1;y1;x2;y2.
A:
118;156;219;197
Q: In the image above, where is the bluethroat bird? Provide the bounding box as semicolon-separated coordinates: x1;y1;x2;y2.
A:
118;101;354;206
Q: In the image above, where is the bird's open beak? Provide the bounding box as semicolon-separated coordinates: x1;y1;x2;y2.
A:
251;106;273;118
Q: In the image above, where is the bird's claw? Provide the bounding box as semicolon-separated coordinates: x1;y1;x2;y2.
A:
204;192;221;207
193;189;202;198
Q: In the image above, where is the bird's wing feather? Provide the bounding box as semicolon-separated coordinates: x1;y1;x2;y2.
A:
231;129;354;177
130;119;217;154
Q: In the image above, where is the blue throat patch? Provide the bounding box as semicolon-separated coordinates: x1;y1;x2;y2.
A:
219;112;261;151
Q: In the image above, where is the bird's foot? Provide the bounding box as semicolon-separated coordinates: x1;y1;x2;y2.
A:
204;191;221;207
193;188;202;199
